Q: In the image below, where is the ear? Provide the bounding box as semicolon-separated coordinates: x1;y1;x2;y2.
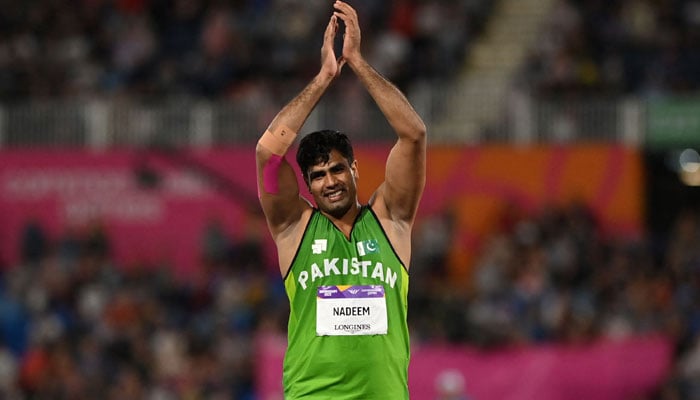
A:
351;160;359;180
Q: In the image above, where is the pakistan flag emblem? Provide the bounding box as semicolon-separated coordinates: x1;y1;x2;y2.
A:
357;239;379;256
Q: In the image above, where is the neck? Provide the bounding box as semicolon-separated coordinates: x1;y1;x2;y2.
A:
322;202;362;239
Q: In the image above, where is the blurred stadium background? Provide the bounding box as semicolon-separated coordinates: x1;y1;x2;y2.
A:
0;0;699;399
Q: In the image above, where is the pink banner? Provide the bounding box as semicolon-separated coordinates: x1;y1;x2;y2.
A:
255;334;673;400
0;149;274;277
0;145;642;280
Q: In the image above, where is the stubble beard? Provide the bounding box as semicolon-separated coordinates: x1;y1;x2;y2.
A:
321;198;353;219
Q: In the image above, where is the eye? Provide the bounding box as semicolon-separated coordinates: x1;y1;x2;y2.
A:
309;171;325;181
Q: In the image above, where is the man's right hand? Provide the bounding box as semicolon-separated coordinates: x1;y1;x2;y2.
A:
321;15;345;80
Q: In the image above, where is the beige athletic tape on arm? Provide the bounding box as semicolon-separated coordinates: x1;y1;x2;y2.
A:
258;125;297;156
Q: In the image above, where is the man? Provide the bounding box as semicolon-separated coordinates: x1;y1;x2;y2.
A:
255;1;426;398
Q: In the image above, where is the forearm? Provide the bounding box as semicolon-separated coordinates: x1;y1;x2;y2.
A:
347;57;426;141
267;73;335;137
265;11;342;137
256;73;333;200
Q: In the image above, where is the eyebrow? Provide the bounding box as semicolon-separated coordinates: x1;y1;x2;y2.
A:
329;164;346;173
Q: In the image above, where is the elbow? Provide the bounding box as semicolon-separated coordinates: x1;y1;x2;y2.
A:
396;120;426;144
409;122;427;144
417;122;427;140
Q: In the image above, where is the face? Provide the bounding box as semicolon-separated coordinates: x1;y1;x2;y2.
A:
306;149;359;219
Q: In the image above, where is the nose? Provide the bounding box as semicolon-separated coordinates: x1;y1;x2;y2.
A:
323;173;338;188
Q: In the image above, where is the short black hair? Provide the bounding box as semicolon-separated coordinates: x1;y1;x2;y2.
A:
296;130;354;182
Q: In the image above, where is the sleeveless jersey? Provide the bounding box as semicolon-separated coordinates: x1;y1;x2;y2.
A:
283;206;410;399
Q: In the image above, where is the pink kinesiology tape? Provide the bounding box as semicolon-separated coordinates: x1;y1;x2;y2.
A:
261;154;283;195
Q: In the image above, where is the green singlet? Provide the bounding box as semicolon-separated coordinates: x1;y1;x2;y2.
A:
283;206;410;399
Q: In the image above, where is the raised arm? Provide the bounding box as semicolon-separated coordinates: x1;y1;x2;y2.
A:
256;15;344;239
333;1;427;225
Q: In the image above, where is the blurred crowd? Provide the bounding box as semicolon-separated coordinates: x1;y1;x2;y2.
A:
520;0;700;96
3;0;699;102
0;0;492;102
410;203;700;399
1;203;698;399
0;216;283;399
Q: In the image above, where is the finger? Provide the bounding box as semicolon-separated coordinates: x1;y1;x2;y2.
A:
333;1;357;20
333;9;357;30
333;11;353;31
325;15;336;34
330;15;340;35
323;16;337;46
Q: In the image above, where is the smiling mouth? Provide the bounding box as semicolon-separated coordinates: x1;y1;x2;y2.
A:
326;190;344;202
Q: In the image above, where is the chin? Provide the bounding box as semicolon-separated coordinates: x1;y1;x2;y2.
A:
322;201;352;218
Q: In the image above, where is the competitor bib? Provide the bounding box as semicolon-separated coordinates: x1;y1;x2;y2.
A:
316;285;388;336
